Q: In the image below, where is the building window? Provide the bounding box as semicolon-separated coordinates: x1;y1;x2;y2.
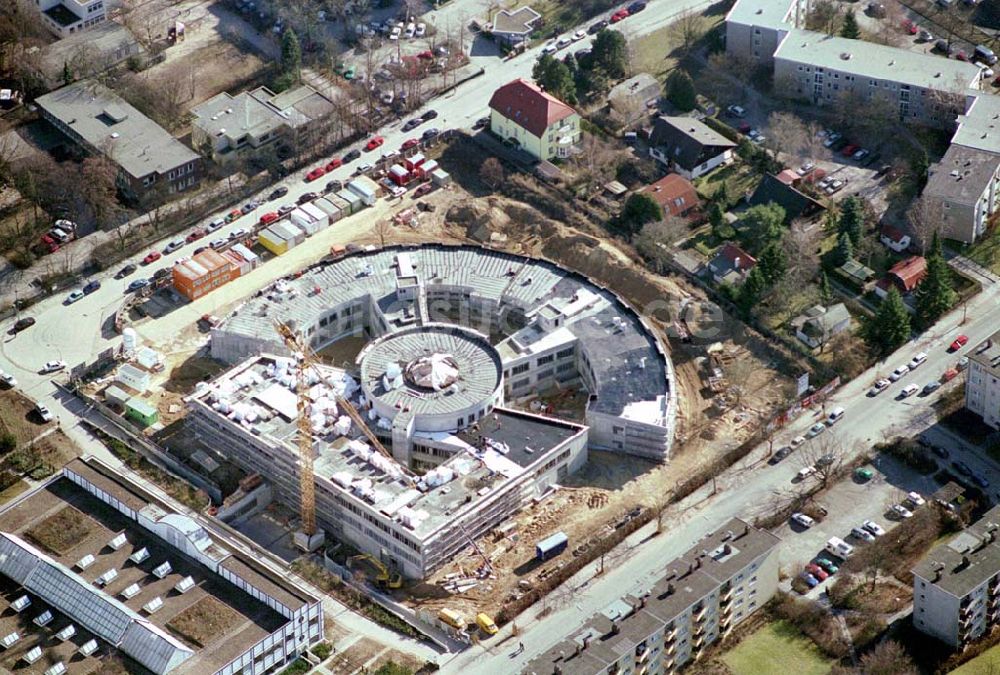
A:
537;354;554;365
512;363;529;375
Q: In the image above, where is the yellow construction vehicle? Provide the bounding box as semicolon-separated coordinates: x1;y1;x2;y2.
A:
349;554;403;589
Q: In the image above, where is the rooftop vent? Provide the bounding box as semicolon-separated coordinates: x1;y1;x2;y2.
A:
840;52;852;60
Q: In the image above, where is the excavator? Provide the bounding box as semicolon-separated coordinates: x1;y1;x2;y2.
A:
348;554;403;589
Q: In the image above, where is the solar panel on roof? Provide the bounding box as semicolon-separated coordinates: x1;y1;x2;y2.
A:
152;561;172;579
34;609;53;627
129;547;149;564
23;645;42;664
76;554;95;570
56;624;76;641
108;533;128;551
1;632;19;648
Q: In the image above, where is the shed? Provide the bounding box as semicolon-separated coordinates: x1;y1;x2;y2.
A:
115;363;149;393
604;180;628;197
270;221;305;246
389;165;411;187
125;397;159;427
229;243;259;269
347;176;380;206
289;208;318;235
337;189;363;214
104;385;131;408
326;195;351;220
431;169;451;186
608;72;661;124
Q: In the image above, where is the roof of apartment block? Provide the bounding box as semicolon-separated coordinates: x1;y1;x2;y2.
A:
189;354;586;541
774;28;982;93
914;505;1000;597
969;329;1000;378
526;519;780;675
924;143;1000;205
36;80;199;180
214;244;673;426
725;0;799;30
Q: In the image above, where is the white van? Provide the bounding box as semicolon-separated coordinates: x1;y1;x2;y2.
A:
827;407;845;425
825;536;854;559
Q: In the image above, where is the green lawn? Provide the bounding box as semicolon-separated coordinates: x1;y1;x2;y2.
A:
966;227;1000;276
952;644;1000;674
694;163;760;202
721;621;833;675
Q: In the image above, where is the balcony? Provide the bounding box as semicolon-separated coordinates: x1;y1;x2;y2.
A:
664;627;677;642
665;642;676;656
693;607;708;623
721;587;734;603
636;647;649;664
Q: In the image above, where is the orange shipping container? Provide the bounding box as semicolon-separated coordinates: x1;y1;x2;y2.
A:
172;249;240;300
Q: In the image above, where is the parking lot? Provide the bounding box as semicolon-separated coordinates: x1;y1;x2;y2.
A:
773;453;940;597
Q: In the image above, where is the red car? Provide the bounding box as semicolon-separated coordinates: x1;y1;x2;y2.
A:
803;168;827;184
416;50;434;60
365;136;385;151
412;182;433;198
401;138;420;151
902;19;918;35
143;251;162;264
259;212;279;226
737;122;752;134
305;167;327;182
950;334;969;352
805;563;829;581
610;8;629;22
957;50;969;62
185;228;206;243
325;158;343;172
841;144;859;157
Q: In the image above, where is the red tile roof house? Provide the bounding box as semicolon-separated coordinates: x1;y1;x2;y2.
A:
488;78;581;161
638;174;700;218
707;243;757;285
879;225;912;253
874;255;927;300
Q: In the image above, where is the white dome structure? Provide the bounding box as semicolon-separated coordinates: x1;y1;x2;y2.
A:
405;353;459;391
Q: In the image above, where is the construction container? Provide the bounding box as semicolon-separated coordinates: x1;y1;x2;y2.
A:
336;189;363;215
535;531;568;561
312;197;343;224
326;195;351;221
258;226;293;255
299;202;330;231
347;175;380;206
289;208;319;235
431;169;452;186
270;221;305;246
229;243;259;269
172;249;240;301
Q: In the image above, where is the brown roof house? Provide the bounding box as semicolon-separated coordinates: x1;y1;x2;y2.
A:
639;174;700;218
706;243;757;285
875;255;927;299
488;78;581;161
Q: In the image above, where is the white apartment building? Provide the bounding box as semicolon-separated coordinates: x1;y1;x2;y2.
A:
35;0;106;37
913;505;1000;647
724;0;805;64
526;519;780;675
966;331;1000;430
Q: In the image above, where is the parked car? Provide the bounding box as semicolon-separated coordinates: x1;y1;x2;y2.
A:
827;407;845;425
851;526;876;542
628;1;647;12
142;251;162;265
278;204;295;216
973;474;991;488
854;467;874;481
421;109;439;121
800;572;819;588
790;435;807;448
808;422;826;437
950;334;969;351
815;558;839;574
325;180;343;194
64;290;85;305
588;19;609;34
923;381;942;395
206;218;225;233
240;201;258;214
186;228;206;243
224;209;242;224
127;278;150;292
401;138;420;150
953;460;973;475
841;143;860;157
269;186;289;200
305;167;327;182
770;446;793;464
259;212;279;226
797;466;817;481
910;352;928;369
35;404;53;423
422;127;441;141
298;192;319;205
228;228;249;240
797;162;815;175
805;563;829;581
726;104;747;118
325;158;343;172
413;182;434;198
115;264;137;279
853;148;870;162
572;29;586;41
344;149;362;162
791;512;815;528
153;268;171;280
891;504;914;519
210;238;227;250
902;19;918;35
163;239;184;254
403;118;423;132
40;360;66;374
0;372;17;387
863;520;886;536
933;445;950;459
899;383;920;398
365;136;385;151
889;364;910;381
822;131;843;148
473;116;490;129
907;491;926;506
556;35;573;48
610;8;629;22
868;378;890;396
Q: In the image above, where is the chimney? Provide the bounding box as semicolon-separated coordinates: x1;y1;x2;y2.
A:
583;635;591;650
722;530;733;541
723;543;732;555
611;621;620;636
667;582;675;595
734;256;741;270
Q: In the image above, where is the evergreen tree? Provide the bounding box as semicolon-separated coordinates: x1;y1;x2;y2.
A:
708;202;726;236
738;266;767;316
666;70;697;112
532;55;577;104
930;229;943;258
863;287;911;354
819;271;833;304
838;196;864;246
915;238;957;326
591;29;628;79
841;10;861;39
740;202;786;253
618;193;663;236
281;28;302;80
714;180;731;209
834;231;854;266
62;61;73;86
758;242;788;285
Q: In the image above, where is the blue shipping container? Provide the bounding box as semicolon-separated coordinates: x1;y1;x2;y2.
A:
536;531;568;561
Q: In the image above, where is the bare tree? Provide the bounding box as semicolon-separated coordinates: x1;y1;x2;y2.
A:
764;111;813;164
571;134;621;196
858;639;917;675
479;157;505;191
634;217;689;273
372;219;392;247
799;435;846;489
907;195;943;254
807;0;842;35
669;10;707;56
80;155;122;229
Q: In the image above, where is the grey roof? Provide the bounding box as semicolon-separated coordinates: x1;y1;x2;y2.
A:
726;0;799;30
39;22;144;86
608;73;661;113
215;244;672;424
192;90;284;142
527;519;779;675
792;303;850;334
748;173;825;221
456;408;582;469
774;28;982;93
259;85;336;129
970;329;1000;379
359;324;502;418
0;532;194;674
914;505;1000;597
35;80;199;180
953;93;1000;155
649;116;736;171
925;144;1000;206
491;6;541;35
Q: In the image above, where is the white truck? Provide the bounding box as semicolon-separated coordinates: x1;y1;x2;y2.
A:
825;536;854;559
